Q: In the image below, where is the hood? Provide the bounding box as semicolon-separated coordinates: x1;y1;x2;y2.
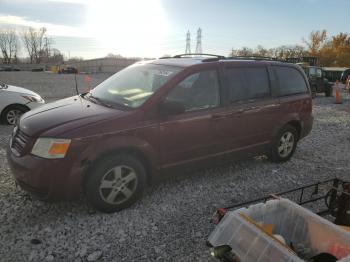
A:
5;84;41;97
19;95;127;137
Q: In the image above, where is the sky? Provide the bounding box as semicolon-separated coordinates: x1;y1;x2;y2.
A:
0;0;349;59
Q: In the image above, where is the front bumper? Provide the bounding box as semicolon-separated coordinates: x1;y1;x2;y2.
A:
6;142;86;201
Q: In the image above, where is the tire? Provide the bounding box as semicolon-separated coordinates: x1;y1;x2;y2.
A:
269;125;298;163
311;85;317;99
325;86;332;97
1;104;29;125
84;154;147;213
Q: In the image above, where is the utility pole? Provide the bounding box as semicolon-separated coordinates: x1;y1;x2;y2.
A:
185;30;191;54
44;37;49;61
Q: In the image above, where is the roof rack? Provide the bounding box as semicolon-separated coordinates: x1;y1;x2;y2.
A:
173;53;225;59
225;56;282;61
160;54;288;63
159;56;172;59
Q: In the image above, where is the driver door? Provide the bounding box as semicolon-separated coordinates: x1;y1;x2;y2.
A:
158;68;223;169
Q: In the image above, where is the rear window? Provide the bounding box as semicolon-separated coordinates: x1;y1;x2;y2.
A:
273;66;308;96
226;67;270;102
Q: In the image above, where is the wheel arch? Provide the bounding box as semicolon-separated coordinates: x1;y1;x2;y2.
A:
285;120;301;140
0;103;30;123
84;146;156;186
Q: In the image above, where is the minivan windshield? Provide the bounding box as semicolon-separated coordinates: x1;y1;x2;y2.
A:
90;63;181;108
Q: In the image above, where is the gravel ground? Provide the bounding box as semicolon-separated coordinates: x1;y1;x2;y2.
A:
0;72;350;261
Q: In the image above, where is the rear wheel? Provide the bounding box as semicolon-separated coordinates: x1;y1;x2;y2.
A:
84;154;147;213
269;125;298;162
311;85;317;98
325;86;332;97
1;105;29;125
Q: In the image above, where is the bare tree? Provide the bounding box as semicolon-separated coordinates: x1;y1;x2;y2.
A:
106;53;123;58
255;45;269;57
229;47;254;56
50;48;64;63
22;27;47;63
0;29;19;64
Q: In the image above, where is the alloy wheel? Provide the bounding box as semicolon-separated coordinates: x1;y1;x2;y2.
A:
6;109;23;125
99;165;138;205
278;131;295;158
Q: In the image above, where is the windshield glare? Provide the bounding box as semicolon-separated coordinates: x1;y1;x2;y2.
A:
90;63;181;108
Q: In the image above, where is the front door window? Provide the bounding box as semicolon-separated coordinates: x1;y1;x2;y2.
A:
166;70;220;112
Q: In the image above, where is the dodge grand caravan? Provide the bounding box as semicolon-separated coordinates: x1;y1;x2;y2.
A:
7;55;313;213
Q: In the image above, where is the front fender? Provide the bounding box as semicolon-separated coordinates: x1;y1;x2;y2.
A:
78;134;159;180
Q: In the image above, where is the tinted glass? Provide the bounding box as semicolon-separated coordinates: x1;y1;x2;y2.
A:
309;67;317;76
342;69;350;81
91;63;180;108
166;70;220;112
226;67;270;102
316;68;322;78
274;66;308;96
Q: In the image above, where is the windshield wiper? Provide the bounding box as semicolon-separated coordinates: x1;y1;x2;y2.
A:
85;93;114;108
83;92;131;110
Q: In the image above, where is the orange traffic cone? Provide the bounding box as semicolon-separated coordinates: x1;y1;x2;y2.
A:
335;80;342;104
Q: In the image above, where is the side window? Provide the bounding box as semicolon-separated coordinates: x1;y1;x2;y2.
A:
309;67;316;77
226;67;270;102
316;68;322;78
273;66;308;96
166;70;220;112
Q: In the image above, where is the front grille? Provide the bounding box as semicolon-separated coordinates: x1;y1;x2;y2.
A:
11;129;30;156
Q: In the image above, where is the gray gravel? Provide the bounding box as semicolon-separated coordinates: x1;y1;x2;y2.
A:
0;72;350;261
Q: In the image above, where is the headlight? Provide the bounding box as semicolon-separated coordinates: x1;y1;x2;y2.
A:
22;95;42;102
31;138;71;159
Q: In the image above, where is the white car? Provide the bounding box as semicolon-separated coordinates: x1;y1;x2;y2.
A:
0;82;45;125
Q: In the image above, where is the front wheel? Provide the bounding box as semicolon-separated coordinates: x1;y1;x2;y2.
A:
311;85;317;99
1;105;29;125
84;154;147;213
269;125;298;163
325;86;332;97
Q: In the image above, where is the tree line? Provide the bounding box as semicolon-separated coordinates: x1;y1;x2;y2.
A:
230;30;350;67
1;28;349;67
0;27;63;64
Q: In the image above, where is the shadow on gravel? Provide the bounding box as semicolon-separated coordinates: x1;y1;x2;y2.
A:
4;157;267;218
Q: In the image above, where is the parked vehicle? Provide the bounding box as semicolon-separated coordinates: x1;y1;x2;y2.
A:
341;68;350;84
7;55;313;213
323;67;348;83
31;68;44;72
0;65;20;71
0;82;45;125
299;65;333;97
59;66;78;74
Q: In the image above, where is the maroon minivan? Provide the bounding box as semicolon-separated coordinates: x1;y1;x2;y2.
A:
7;55;313;212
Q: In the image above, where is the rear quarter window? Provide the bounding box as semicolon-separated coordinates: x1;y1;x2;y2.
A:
273;66;308;96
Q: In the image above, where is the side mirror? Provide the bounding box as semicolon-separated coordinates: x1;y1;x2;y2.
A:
159;99;185;115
